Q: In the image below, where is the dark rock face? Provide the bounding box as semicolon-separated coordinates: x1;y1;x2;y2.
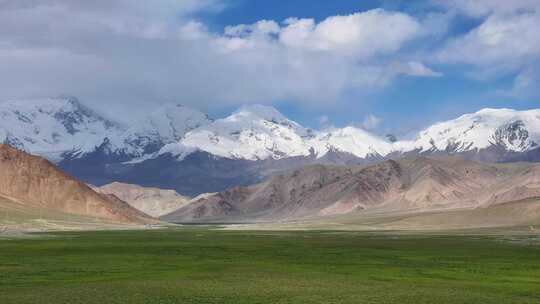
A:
59;151;263;196
492;120;536;150
3;135;24;150
386;134;397;143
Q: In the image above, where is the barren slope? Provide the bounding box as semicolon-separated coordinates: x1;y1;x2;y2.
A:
93;182;191;217
162;157;540;226
0;144;152;224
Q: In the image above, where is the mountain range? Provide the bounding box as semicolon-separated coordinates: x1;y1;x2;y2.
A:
1;96;540;195
162;156;540;229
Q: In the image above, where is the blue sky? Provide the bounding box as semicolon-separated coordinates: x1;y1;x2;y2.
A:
198;0;540;135
0;0;538;136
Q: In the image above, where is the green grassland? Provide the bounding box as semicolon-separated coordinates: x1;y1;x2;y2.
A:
1;228;540;304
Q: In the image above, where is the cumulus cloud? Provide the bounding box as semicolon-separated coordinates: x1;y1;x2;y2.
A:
436;0;540;17
279;9;421;57
0;1;437;118
436;0;540;93
438;12;540;68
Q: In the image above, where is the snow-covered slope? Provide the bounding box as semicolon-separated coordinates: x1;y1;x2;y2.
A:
160;105;396;161
160;106;540;161
123;104;211;157
0;97;125;162
0;98;213;162
2;97;539;165
408;108;540;153
311;126;393;159
160;105;316;160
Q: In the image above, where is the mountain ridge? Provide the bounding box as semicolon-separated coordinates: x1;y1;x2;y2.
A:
161;156;540;224
2;97;540;195
3;97;539;163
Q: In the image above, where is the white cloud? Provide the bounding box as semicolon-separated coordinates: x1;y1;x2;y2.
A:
225;20;280;37
279;9;422;58
437;0;540;17
360;114;382;130
216;10;423;60
498;68;540;98
393;61;443;77
438;12;540;67
0;3;433;116
436;1;540;92
318;115;329;125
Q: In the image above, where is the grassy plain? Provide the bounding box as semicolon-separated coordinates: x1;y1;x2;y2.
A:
1;228;540;304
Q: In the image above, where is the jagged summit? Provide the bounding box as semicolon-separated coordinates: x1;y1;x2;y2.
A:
312;126;393;159
233;104;290;122
0;97;124;161
411;107;540;153
0;98;214;161
123;103;212;156
161;104;314;161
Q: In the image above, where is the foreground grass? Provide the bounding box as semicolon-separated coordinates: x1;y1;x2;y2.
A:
1;229;539;303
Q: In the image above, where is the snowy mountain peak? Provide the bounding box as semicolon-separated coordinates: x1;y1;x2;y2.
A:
233;104;289;122
159;104;315;161
122;103;212;156
312;126;393;158
475;108;517;116
491;120;537;151
412;108;540;153
0;97;124;161
137;103;210;133
159;106;540;162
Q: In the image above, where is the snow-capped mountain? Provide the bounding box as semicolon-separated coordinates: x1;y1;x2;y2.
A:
160;104;316;161
159;105;398;161
311;126;393;159
407;108;540;154
0;97;125;162
123;104;211;157
146;106;540;163
2;97;539;164
0;97;213;162
2;96;539;195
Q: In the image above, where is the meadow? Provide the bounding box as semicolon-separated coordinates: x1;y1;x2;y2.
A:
1;228;540;304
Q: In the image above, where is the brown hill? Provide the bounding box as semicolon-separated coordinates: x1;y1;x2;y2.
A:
0;144;152;224
485;165;540;206
161;156;540;224
92;182;191;217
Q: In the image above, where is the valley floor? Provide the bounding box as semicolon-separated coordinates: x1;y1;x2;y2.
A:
1;228;540;303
